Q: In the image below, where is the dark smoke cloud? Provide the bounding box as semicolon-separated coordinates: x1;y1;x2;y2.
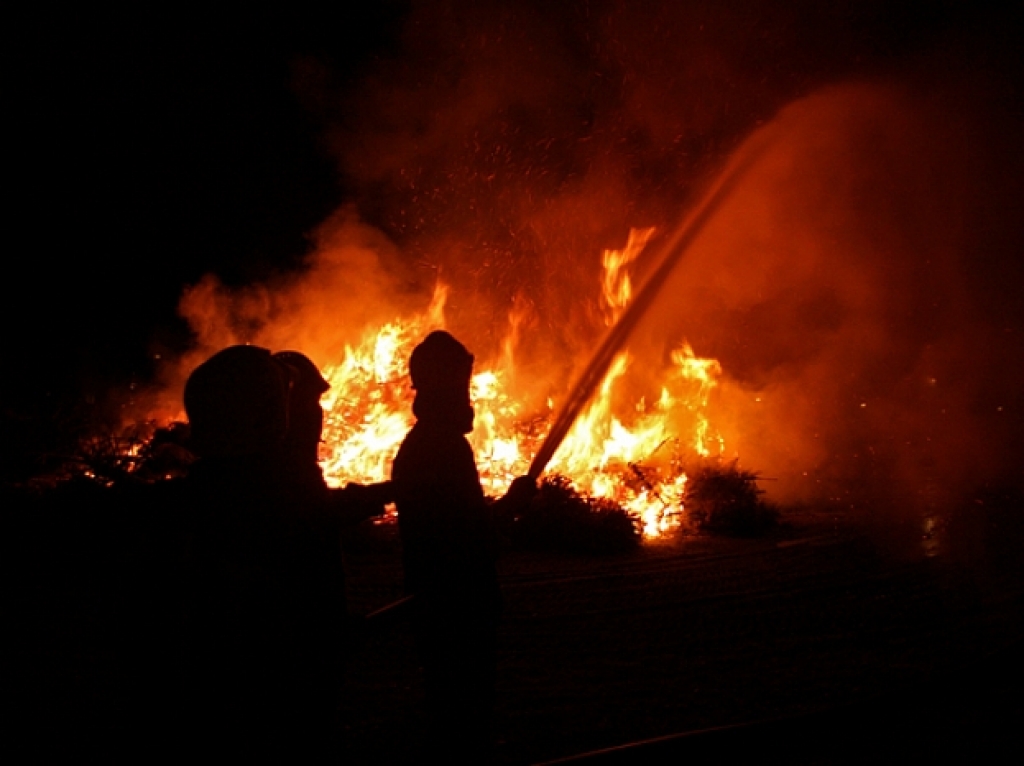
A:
173;1;1024;516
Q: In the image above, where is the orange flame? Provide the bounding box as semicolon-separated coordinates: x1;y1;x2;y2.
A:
317;229;723;537
602;227;656;323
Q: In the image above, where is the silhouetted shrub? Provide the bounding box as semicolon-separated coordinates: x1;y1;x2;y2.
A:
132;422;195;481
510;475;640;554
685;460;778;537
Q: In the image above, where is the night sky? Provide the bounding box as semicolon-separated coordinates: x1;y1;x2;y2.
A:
6;2;1022;480
10;6;404;389
6;6;408;470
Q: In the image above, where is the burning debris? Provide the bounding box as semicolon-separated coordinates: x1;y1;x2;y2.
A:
58;228;736;541
309;226;730;539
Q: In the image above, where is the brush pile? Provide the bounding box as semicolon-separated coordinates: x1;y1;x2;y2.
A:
510;474;641;554
685;460;778;537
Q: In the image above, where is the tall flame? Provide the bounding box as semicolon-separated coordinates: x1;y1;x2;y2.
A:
602;227;656;323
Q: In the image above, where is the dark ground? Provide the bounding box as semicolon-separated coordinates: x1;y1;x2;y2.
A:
10;494;1024;763
339;505;1024;764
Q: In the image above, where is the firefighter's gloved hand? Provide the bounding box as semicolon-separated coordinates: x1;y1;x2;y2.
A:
504;475;538;513
341;481;394;518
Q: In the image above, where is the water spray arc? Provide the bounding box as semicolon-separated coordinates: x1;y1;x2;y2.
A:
527;135;773;481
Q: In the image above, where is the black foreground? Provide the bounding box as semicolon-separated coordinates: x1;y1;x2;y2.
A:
10;494;1024;763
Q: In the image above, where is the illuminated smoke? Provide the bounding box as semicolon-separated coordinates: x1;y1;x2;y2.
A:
643;82;1024;511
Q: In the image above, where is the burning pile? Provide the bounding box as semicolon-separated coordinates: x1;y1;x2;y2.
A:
317;229;724;538
64;227;730;543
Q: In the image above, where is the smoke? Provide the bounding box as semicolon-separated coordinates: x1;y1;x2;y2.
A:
146;211;420;419
643;80;1024;513
162;1;1024;517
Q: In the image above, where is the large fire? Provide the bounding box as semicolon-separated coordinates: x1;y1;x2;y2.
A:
317;228;723;537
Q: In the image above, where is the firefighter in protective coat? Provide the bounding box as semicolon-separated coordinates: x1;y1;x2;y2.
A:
391;330;535;760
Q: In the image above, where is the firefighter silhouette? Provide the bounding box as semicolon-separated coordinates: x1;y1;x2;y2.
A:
391;331;535;761
174;344;389;757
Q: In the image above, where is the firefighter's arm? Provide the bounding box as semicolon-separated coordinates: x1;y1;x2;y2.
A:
328;481;394;526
